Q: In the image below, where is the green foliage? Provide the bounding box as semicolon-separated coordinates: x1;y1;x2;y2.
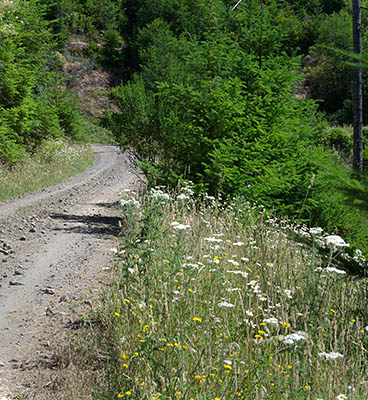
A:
310;150;368;255
110;76;157;161
288;0;346;15
106;0;368;258
0;139;93;201
0;0;86;164
112;22;324;218
79;188;368;398
320;125;368;169
305;8;368;124
306;10;353;121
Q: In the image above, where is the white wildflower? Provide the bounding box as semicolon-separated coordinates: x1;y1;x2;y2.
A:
279;332;307;345
318;352;343;360
183;263;199;269
151;188;170;200
205;237;223;243
232;241;245;246
310;227;323;235
353;248;365;263
246;310;254;317
218;301;235;308
227;287;241;292
263;317;279;325
120;198;141;208
228;259;240;266
171;221;190;231
336;394;347;399
324;235;349;248
227;270;247;278
315;267;346;275
177;193;189;200
284;289;292;299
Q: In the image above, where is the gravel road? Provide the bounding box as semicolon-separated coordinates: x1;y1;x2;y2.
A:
0;145;141;398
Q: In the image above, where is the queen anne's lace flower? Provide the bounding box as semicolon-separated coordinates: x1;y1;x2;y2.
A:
177;193;189;200
324;235;349;248
279;332;308;345
310;227;323;235
318;352;343;360
263;317;279;325
218;301;235;308
315;266;346;275
171;221;190;231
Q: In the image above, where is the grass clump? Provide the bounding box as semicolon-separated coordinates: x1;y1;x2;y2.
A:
0;139;94;201
81;184;368;400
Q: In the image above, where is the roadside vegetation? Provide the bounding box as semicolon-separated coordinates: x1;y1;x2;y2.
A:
0;139;93;201
0;1;112;200
64;186;368;399
4;0;368;398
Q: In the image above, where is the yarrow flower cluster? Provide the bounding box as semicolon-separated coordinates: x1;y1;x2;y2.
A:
150;187;170;201
120;198;141;208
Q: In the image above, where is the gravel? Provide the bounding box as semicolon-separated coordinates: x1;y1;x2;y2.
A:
0;145;142;398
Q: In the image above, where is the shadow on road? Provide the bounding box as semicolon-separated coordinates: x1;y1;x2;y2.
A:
50;213;123;236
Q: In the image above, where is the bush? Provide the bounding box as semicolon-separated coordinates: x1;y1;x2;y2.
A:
112;26;324;218
310;150;368;256
0;0;87;163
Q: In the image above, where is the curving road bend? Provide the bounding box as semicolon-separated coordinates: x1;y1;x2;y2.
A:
0;145;142;398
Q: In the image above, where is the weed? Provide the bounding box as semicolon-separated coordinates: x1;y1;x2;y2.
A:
77;184;368;399
0;139;94;202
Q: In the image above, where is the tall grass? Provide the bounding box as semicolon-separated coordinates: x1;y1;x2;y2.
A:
0;139;94;201
74;185;368;400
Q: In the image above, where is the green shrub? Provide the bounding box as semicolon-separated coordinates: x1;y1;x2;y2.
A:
308;149;368;256
112;26;324;218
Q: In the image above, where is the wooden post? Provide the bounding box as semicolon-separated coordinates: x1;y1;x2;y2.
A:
352;0;363;173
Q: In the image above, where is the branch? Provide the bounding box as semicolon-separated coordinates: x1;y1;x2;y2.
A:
232;0;244;11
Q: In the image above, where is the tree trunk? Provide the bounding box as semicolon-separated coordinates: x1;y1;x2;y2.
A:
352;0;363;173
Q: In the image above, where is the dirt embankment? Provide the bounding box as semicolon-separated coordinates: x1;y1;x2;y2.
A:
0;145;142;398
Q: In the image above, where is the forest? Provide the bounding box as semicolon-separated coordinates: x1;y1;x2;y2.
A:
2;0;368;260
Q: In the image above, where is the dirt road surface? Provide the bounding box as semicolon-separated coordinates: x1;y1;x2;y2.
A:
0;145;141;398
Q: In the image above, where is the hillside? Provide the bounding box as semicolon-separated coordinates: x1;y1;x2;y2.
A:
2;1;368;399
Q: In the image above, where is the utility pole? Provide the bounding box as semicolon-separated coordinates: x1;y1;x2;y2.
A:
352;0;363;173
